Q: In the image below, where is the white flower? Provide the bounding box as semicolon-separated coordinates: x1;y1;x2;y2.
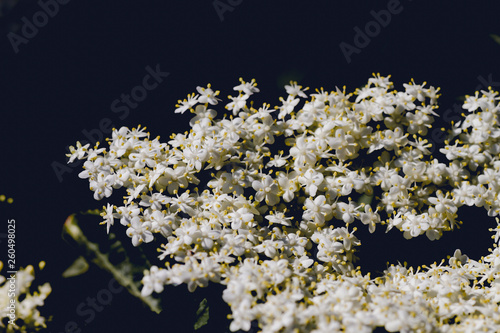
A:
141;266;169;296
358;204;380;233
196;84;221;105
182;144;208;172
285;81;309;98
222;233;247;257
175;92;199;114
403;79;427;102
452;181;475;206
254;239;280;258
126;216;154;246
382;127;408;150
139;192;170;210
262;259;291;285
298;168;324;196
428;190;457;216
265;210;293;226
78;157;105;179
228;207;255;230
66;141;90;163
250;113;276;144
401;212;430;239
289;136;318;166
149;210;175;238
226;93;249;114
229;297;254;332
368;73;393;88
303;195;332;225
462;91;483;112
335;201;358;224
89;172;115;200
489;218;500;245
175;220;202;247
100;203;118;233
128;148;157;169
406;109;433;135
156;166;189;194
125;183;147;204
170;192;196;216
372;164;398;191
252;174;280;206
115;196;138;218
277;172;299;203
277;95;300;119
329;128;358;161
233;78;260;95
266;152;288;168
402;161;427;182
220;117;246;143
217;171;245;196
189;104;217;126
84;145;107;161
335;170;366;196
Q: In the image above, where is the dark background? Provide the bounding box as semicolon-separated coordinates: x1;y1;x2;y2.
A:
0;1;499;332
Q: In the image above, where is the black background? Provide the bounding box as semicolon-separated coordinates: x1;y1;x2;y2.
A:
1;1;499;332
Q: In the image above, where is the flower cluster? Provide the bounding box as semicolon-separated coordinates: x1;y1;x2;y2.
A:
0;261;51;332
68;75;500;332
441;88;500;217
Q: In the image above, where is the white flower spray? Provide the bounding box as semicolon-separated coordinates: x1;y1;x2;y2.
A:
0;261;51;332
68;75;500;332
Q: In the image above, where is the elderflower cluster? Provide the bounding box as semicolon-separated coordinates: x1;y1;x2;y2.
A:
441;89;500;217
68;75;500;332
0;261;51;332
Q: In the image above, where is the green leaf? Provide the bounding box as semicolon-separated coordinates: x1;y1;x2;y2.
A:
62;256;89;278
194;298;209;330
490;33;500;45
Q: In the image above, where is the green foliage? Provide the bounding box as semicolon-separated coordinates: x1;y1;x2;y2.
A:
62;256;89;278
194;298;210;330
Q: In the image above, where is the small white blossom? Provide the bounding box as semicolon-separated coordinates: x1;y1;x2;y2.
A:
285;81;309;98
175;93;199;114
196;84;221;105
66;141;90;163
126;216;154;246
